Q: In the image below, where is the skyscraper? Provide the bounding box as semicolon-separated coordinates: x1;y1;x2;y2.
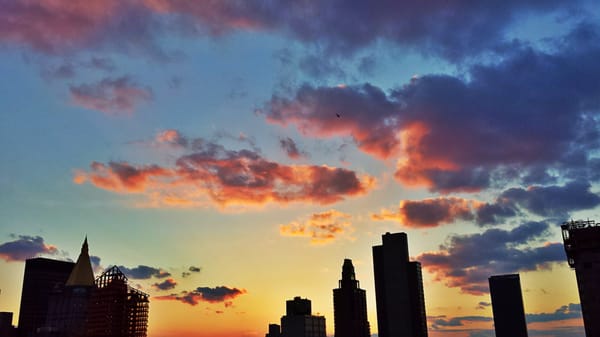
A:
562;219;600;337
333;259;370;337
44;238;96;337
17;258;74;337
488;274;528;337
280;296;326;337
372;232;428;337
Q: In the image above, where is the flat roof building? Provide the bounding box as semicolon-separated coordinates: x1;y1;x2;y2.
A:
488;274;528;337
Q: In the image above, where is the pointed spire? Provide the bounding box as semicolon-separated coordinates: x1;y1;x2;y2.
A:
339;258;359;289
66;236;95;287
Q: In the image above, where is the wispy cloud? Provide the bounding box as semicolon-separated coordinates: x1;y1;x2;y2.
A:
280;209;353;244
70;76;152;115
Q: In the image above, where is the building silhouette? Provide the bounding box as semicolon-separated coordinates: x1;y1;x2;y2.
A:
265;323;281;337
16;237;149;337
333;259;369;337
277;296;326;337
562;219;600;337
18;258;74;337
42;237;96;337
372;232;428;337
1;312;17;337
488;274;528;337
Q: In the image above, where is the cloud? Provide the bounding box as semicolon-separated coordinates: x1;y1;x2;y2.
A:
189;266;201;272
90;255;103;273
156;129;188;147
280;209;352;244
417;221;565;295
152;278;178;291
70;76;152;115
431;315;493;330
500;181;600;219
476;301;491;310
526;303;582;323
279;137;308;159
372;197;479;228
75;135;375;207
0;235;59;262
154;286;246;305
263;25;600;193
118;265;171;279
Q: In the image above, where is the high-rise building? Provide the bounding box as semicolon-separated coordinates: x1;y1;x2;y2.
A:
43;238;96;337
280;297;326;337
17;258;74;337
488;274;528;337
1;312;17;337
265;323;281;337
85;266;149;337
562;219;600;337
372;232;428;337
333;259;370;337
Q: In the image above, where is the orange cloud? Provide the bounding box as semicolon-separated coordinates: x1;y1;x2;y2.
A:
74;141;375;207
279;209;353;244
372;197;482;228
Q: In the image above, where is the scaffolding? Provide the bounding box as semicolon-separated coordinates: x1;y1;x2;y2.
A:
86;266;149;337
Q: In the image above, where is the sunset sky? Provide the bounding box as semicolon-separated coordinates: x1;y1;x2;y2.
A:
1;1;600;336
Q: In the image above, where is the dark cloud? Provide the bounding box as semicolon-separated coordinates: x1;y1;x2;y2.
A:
264;24;600;193
69;76;153;115
500;180;600;219
152;278;178;291
372;197;476;228
154;286;246;306
118;265;171;279
431;315;492;330
526;303;582;323
90;255;102;273
189;266;201;273
476;301;491;310
279;137;308;159
417;221;565;295
0;235;58;262
475;200;518;226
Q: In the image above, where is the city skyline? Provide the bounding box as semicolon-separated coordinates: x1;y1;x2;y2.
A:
2;1;600;336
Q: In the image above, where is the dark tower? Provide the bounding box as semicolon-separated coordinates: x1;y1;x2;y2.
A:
562;220;600;337
17;258;74;337
372;232;428;337
488;274;528;337
280;297;326;337
333;259;370;337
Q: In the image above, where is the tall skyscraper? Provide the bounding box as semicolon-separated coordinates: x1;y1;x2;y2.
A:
562;219;600;337
488;274;528;337
44;237;96;337
18;258;74;337
333;259;370;337
280;296;326;337
372;232;428;337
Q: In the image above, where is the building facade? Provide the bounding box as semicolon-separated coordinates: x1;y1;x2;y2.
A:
279;297;326;337
488;274;528;337
372;232;428;337
333;259;370;337
18;258;74;337
562;219;600;337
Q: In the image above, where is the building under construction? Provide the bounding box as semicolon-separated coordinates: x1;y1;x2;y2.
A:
86;266;149;337
18;238;149;337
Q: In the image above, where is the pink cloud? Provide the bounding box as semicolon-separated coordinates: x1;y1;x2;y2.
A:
70;76;152;115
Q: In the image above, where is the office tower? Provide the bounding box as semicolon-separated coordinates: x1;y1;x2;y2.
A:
488;274;528;337
280;297;326;337
333;259;370;337
85;266;149;337
18;258;75;337
562;220;600;337
372;232;428;337
265;324;281;337
44;238;96;337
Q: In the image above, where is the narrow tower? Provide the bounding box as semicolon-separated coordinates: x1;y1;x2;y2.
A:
333;259;370;337
372;232;428;337
488;274;528;337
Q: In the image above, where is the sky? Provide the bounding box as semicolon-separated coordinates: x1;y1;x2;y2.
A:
1;1;600;336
